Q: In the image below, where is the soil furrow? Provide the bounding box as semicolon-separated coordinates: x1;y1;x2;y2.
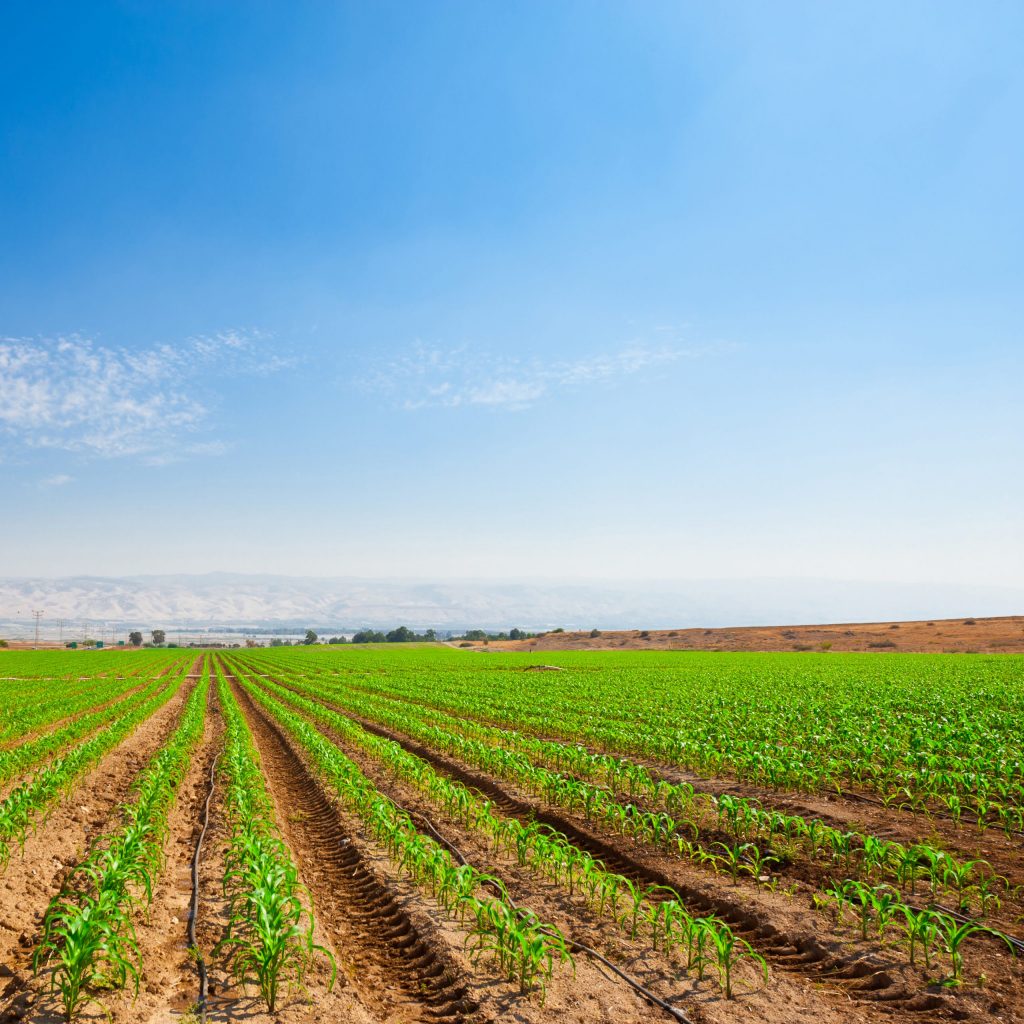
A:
316;698;1015;1021
326;681;1024;897
273;689;870;1024
230;676;480;1023
0;667;199;1021
95;678;223;1024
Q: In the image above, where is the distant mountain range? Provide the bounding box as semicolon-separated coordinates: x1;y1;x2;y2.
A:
0;573;1021;635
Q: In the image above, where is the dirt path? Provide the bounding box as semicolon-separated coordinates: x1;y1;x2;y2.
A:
0;676;195;1020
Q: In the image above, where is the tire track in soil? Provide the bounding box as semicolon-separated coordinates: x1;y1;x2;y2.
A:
316;700;963;1020
230;676;480;1024
0;663;201;1022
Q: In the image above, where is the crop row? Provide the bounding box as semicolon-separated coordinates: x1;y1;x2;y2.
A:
0;674;145;746
230;660;769;999
33;667;210;1021
0;675;165;791
256;646;1024;825
234;668;576;1000
265;667;1012;918
214;661;333;1011
0;668;188;869
235;655;1020;988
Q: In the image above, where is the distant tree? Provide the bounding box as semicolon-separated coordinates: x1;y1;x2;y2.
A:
590;628;601;638
352;629;386;644
509;628;524;641
551;627;565;634
0;639;8;648
424;629;436;642
304;629;318;645
129;631;143;647
463;629;487;641
151;629;166;645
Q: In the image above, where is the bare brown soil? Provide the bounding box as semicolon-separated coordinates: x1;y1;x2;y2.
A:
303;693;1024;1024
479;615;1024;653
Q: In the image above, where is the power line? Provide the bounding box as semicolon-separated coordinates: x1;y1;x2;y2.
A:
31;609;44;649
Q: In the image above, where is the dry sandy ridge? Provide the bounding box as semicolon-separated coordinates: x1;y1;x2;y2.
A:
478;614;1024;654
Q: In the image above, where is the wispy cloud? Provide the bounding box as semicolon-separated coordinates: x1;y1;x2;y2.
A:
0;331;287;461
40;473;73;487
362;336;714;411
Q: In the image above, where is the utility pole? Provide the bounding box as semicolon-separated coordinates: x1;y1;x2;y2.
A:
31;609;44;649
57;618;65;643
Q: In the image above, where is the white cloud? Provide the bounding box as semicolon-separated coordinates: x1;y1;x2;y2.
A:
40;474;73;487
0;331;284;461
363;336;712;411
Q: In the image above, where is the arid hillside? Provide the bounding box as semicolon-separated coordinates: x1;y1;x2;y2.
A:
479;614;1024;653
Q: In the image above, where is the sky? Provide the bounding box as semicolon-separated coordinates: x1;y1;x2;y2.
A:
1;2;1022;595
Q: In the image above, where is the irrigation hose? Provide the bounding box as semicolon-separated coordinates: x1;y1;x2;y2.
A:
902;901;1024;956
404;806;695;1024
837;789;1024;838
188;750;219;1024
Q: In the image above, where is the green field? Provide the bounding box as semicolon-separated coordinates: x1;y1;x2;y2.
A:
1;645;1022;1023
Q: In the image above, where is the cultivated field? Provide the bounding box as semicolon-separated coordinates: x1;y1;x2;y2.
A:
0;646;1022;1024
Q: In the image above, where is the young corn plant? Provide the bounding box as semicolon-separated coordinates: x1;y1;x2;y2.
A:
228;668;576;1002
215;668;334;1012
699;918;768;999
33;672;207;1022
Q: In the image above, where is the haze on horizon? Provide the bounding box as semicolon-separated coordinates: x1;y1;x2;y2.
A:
1;3;1021;606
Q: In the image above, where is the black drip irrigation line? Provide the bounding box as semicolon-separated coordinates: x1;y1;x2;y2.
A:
836;789;1024;838
900;901;1024;956
187;750;219;1023
400;801;696;1024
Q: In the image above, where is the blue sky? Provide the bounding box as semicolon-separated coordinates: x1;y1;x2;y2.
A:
1;2;1021;591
